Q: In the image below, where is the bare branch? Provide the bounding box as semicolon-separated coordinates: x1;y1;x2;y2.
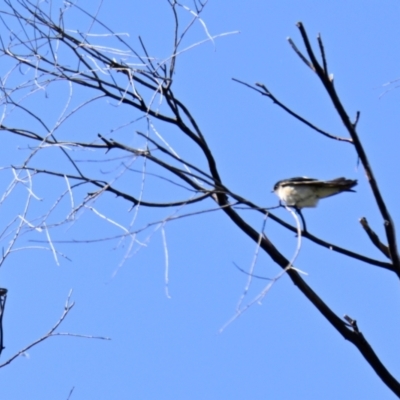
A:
233;79;353;143
295;21;400;277
360;217;390;259
317;33;328;76
287;36;314;71
0;291;109;368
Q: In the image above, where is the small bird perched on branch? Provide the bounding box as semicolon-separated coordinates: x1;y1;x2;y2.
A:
273;177;358;230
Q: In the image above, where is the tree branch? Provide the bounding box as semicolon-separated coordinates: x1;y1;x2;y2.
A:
294;21;400;277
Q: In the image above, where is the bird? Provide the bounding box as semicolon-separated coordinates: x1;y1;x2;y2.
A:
273;177;357;230
273;177;357;208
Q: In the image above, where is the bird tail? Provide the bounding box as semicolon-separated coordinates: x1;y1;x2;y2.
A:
328;178;358;192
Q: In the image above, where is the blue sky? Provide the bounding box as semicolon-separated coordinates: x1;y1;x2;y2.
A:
1;0;400;399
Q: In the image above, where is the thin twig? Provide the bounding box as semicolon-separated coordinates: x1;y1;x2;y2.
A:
233;79;353;143
0;290;110;368
359;217;390;259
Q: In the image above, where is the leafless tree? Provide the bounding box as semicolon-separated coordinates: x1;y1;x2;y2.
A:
0;0;398;397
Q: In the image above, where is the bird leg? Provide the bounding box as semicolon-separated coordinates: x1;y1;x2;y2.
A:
278;201;307;233
295;207;307;232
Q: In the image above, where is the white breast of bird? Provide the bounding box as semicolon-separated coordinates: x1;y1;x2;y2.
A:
276;185;320;208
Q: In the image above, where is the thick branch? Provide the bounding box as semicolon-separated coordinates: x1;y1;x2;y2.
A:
216;194;400;396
